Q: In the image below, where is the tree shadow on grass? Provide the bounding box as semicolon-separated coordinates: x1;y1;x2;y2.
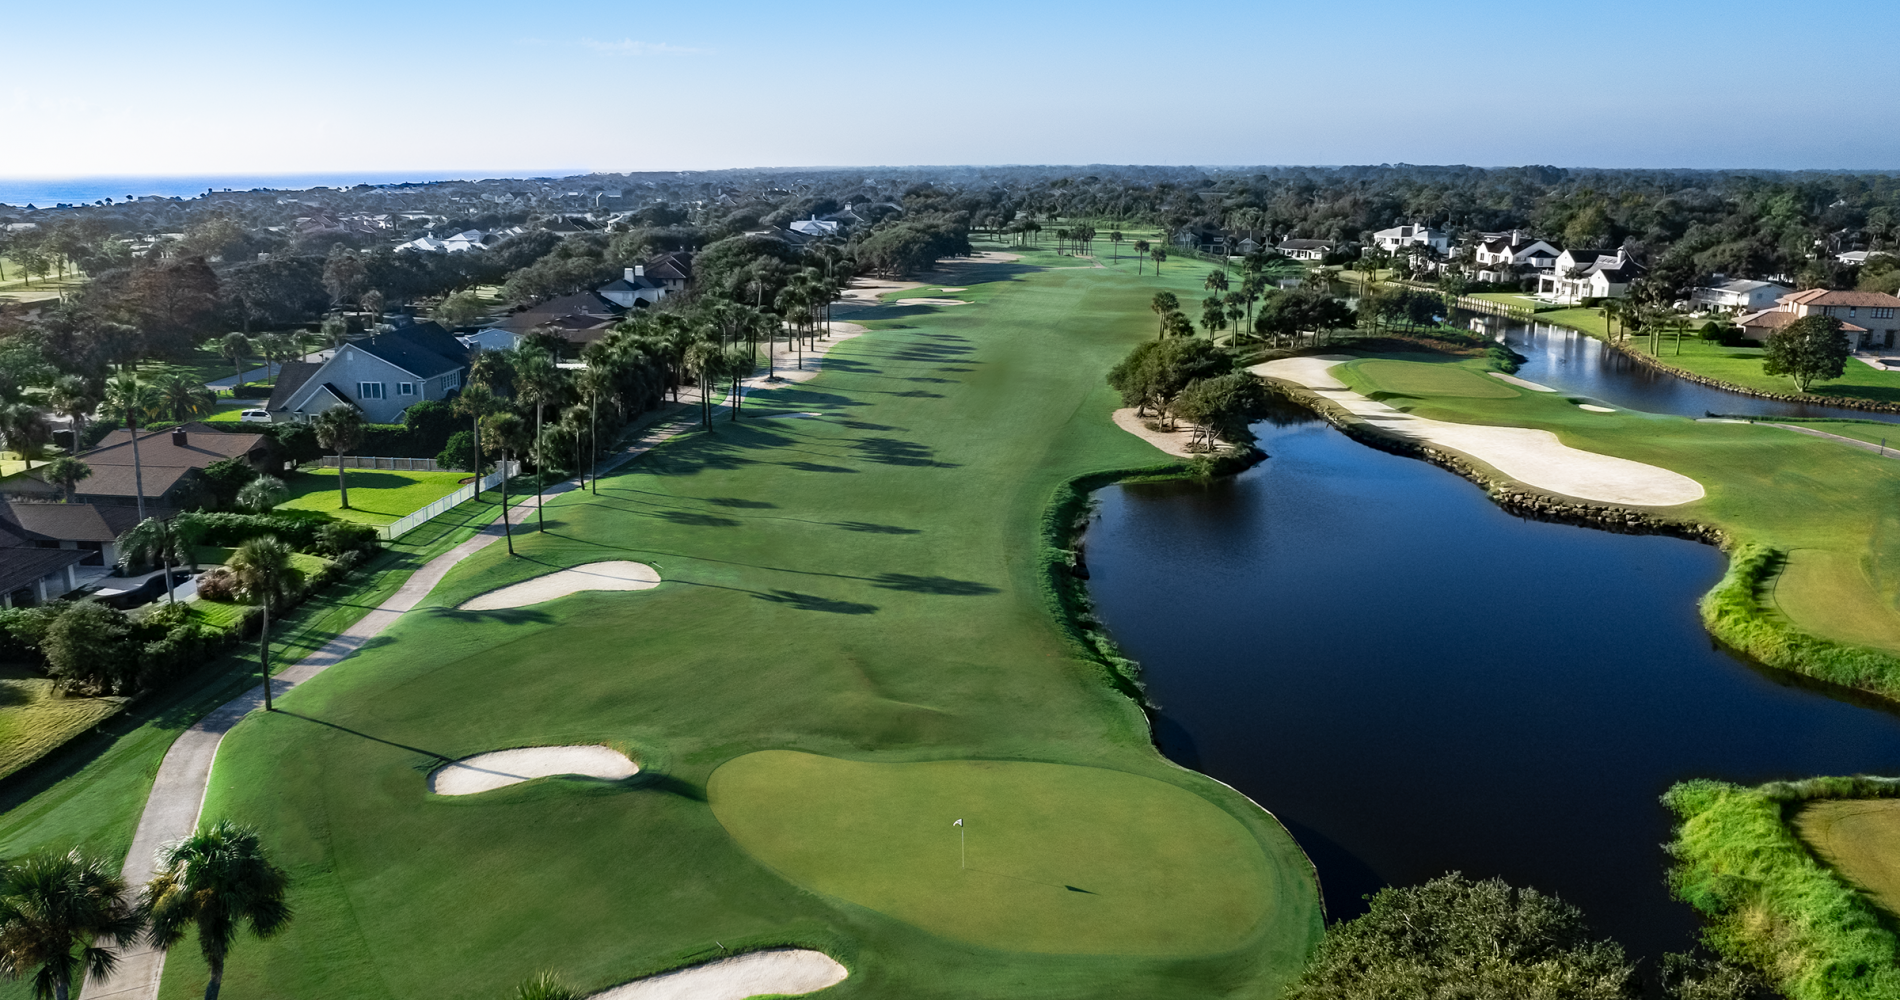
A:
754;590;879;615
652;510;743;528
870;573;998;596
276;711;457;765
834;521;922;535
707;497;777;509
781;461;859;474
853;437;954;467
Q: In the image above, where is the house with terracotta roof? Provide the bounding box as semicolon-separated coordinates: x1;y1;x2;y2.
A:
1536;248;1645;304
0;425;274;510
1735;289;1900;349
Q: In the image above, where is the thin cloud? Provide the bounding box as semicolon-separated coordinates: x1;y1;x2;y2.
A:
580;39;709;56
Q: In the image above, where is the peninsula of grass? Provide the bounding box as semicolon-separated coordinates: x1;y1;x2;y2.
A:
276;467;472;525
0;242;1325;1000
1307;354;1900;692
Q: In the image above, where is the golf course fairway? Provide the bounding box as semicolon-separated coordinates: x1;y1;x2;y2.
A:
116;242;1321;1000
709;751;1274;955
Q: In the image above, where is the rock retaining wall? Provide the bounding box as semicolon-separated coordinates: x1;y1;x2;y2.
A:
1601;337;1900;415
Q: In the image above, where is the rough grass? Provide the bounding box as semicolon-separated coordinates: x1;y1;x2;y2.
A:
1794;799;1900;918
277;467;471;525
1664;778;1900;1000
0;668;124;780
709;751;1274;956
150;242;1322;1000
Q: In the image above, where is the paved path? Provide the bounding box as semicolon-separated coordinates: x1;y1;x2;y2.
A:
82;330;871;1000
82;417;694;1000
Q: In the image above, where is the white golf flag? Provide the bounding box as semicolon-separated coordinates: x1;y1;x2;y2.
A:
953;818;963;826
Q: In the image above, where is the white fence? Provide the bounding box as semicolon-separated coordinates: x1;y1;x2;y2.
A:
319;455;441;471
377;461;517;541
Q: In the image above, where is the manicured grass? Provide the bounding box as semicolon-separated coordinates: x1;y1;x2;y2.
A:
1305;351;1900;662
709;751;1274;956
1468;291;1538;308
0;668;124;780
153;242;1321;1000
277;467;471;525
1794;798;1900;917
1349;358;1516;398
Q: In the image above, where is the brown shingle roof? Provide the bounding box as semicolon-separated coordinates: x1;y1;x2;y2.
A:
1781;289;1900;308
0;500;158;542
0;543;85;595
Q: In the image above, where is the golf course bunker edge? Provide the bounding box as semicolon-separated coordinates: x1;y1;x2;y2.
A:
588;948;847;1000
707;750;1283;956
429;746;638;795
459;561;660;610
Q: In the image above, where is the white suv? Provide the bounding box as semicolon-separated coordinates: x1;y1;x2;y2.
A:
239;409;270;423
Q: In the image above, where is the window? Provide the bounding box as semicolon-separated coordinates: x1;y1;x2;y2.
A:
398;382;415;396
445;370;461;390
358;382;385;400
1874;308;1895;320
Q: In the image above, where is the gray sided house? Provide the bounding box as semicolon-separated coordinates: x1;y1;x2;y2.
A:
271;322;469;424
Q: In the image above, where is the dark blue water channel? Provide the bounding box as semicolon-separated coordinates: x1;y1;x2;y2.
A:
1084;409;1900;961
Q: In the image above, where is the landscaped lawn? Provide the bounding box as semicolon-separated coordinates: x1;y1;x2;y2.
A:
277;467;472;525
150;241;1322;1000
0;666;125;781
1793;798;1900;918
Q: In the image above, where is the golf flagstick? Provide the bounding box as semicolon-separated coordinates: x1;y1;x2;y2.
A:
954;818;964;868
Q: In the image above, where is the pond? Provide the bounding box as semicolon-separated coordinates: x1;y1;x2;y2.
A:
1084;407;1900;960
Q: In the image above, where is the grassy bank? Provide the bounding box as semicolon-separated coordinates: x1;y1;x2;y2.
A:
277;466;471;525
21;243;1331;1000
1663;777;1900;1000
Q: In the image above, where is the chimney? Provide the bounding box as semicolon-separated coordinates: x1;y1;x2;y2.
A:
624;267;635;281
171;428;188;448
634;265;645;277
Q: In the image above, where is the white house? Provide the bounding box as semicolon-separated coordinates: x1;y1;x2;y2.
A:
1689;279;1790;314
1472;232;1560;282
458;328;522;353
1537;248;1645;304
1276;239;1335;261
395;228;518;254
597;266;668;309
268;323;469;424
1371;224;1449;255
789;216;842;238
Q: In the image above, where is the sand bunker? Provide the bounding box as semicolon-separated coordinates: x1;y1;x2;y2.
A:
460;561;659;610
937;286;968;292
1578;404;1616;413
590;949;847;1000
429;746;637;795
1251;356;1705;506
894;297;969;306
1489;371;1556;392
1112;408;1222;458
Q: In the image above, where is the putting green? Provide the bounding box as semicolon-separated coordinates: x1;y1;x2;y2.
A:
708;750;1275;956
1350;358;1517;398
1793;798;1900;917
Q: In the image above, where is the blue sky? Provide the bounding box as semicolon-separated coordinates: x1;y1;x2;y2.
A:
6;0;1897;178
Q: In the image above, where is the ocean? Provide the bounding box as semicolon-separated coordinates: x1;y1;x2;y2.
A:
0;173;557;208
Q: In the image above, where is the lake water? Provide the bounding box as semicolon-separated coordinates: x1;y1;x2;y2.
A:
1084;407;1900;960
1479;316;1900;425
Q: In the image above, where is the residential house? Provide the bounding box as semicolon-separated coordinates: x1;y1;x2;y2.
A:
0;498;154;573
789;216;842;238
0;425;274;509
1690;279;1791;314
458;328;523;353
1276;239;1335;261
1472;232;1560;282
1536;248;1645;304
0;523;83;607
269;322;469;424
1371;224;1449;255
1741;289;1900;349
487;292;625;349
643;253;691;293
597;266;668;309
395;228;519;254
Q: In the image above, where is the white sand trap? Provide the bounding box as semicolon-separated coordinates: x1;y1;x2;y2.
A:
937;286;968;292
1112;407;1222;458
1251;356;1705;506
894;297;969;306
1489;371;1556;392
460;561;660;610
1578;404;1616;413
589;949;847;1000
429;745;636;795
758;411;825;419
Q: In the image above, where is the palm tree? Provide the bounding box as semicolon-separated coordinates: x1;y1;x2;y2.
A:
0;850;143;1000
1204;269;1229;297
1133;239;1150;275
311;404;366;510
46;376;99;447
513;350;564;533
119;516;193;605
141;821;291;1000
40;458;89;503
576;366;615;491
104;376;161;522
1150;245;1167;274
481;413;528;556
453;383;502;497
227;536;298;712
1150;291;1180;339
1109;229;1124;261
157;375;215;424
683;340;720;430
218;333;251;389
0;404;51;470
1200;296;1227;339
236;476;287;513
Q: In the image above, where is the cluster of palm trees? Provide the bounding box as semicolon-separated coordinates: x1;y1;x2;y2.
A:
0;821;288;1000
217;332;303;390
1129;239;1168;275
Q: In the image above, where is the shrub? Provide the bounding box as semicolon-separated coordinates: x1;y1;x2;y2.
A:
436;429;478;472
201;456;261;510
43;602;138;695
0;602;71;666
237;475;289;513
196;567;239;602
229;383;273;399
314;522;381;559
176;511;324;550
